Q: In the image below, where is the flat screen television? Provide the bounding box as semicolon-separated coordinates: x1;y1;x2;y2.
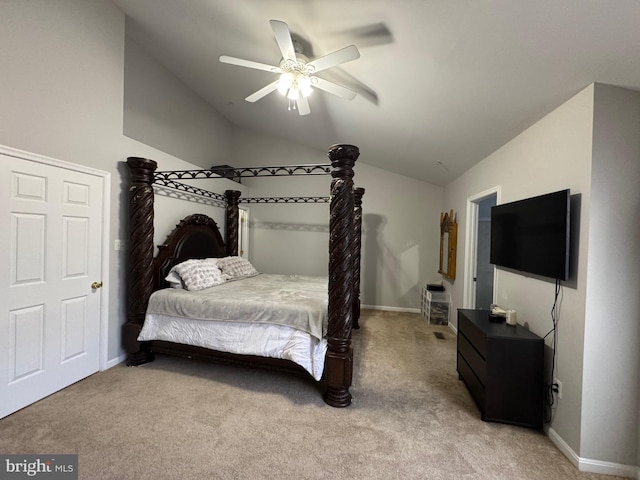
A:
490;189;570;281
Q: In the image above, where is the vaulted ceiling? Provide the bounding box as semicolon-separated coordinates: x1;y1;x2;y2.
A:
111;0;640;186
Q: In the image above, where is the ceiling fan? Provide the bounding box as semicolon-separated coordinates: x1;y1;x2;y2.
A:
219;20;360;115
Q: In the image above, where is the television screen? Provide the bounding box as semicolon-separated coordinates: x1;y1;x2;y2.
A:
490;189;570;280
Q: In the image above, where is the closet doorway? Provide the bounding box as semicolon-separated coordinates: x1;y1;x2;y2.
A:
464;187;499;310
0;145;109;419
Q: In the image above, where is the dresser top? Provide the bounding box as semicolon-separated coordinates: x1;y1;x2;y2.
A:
458;309;542;341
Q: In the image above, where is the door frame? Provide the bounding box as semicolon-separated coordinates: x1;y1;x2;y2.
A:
0;144;111;371
463;186;500;309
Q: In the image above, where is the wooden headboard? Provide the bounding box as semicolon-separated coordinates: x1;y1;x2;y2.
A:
152;214;227;291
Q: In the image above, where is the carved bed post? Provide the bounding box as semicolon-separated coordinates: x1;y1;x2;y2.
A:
123;157;157;365
325;144;359;407
352;187;365;329
225;190;241;256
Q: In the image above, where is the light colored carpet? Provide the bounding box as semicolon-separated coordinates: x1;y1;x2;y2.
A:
0;310;624;479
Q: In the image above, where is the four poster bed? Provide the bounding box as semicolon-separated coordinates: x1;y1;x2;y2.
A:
123;144;364;407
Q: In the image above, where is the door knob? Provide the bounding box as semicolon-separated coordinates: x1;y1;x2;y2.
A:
91;281;103;289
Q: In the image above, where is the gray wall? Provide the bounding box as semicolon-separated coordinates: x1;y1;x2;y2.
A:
581;84;640;466
229;128;444;310
444;84;640;473
124;32;233;169
0;0;240;365
445;85;593;456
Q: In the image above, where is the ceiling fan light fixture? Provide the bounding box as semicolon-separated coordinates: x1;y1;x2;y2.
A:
287;86;300;101
277;72;294;95
298;75;312;97
278;70;313;112
219;20;360;115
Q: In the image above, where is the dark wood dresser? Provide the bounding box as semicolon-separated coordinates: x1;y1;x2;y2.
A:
457;309;544;429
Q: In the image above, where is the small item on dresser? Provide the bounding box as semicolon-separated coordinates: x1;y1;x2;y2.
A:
426;283;445;292
489;304;507;323
506;309;518;326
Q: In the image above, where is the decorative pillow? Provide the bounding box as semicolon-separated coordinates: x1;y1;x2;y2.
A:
165;269;184;289
216;256;259;280
170;259;225;291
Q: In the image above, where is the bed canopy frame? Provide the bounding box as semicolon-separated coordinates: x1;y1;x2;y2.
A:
123;144;364;407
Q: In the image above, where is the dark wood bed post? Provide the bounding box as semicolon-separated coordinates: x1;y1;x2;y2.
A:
324;144;359;407
123;157;157;365
225;190;241;256
352;187;365;329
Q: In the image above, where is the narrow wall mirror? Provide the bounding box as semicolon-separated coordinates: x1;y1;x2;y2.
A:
438;210;458;280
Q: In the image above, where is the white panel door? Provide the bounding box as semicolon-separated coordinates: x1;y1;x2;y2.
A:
0;153;104;418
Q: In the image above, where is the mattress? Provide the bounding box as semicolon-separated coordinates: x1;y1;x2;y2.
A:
138;274;329;380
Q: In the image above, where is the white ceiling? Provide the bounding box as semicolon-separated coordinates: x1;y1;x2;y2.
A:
111;0;640;186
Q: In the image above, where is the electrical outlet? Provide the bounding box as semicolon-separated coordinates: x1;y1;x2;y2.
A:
553;379;563;399
114;240;129;251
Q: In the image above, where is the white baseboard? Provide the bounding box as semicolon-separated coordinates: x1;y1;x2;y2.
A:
104;354;127;370
362;304;420;314
578;458;639;479
547;427;639;479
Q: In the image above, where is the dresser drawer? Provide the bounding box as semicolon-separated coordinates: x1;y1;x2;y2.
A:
457;352;485;413
457;333;486;385
458;312;487;356
457;309;544;429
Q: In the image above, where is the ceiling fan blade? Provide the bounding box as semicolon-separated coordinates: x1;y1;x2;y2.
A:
245;80;279;103
332;22;393;48
269;20;296;62
321;68;379;106
296;96;311;116
219;55;282;73
307;45;360;73
312;77;357;100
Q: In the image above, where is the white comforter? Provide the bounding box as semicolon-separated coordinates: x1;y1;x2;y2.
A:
138;274;329;380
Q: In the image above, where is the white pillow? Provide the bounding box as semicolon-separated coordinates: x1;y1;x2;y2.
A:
168;259;225;291
216;256;259;280
165;270;184;289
